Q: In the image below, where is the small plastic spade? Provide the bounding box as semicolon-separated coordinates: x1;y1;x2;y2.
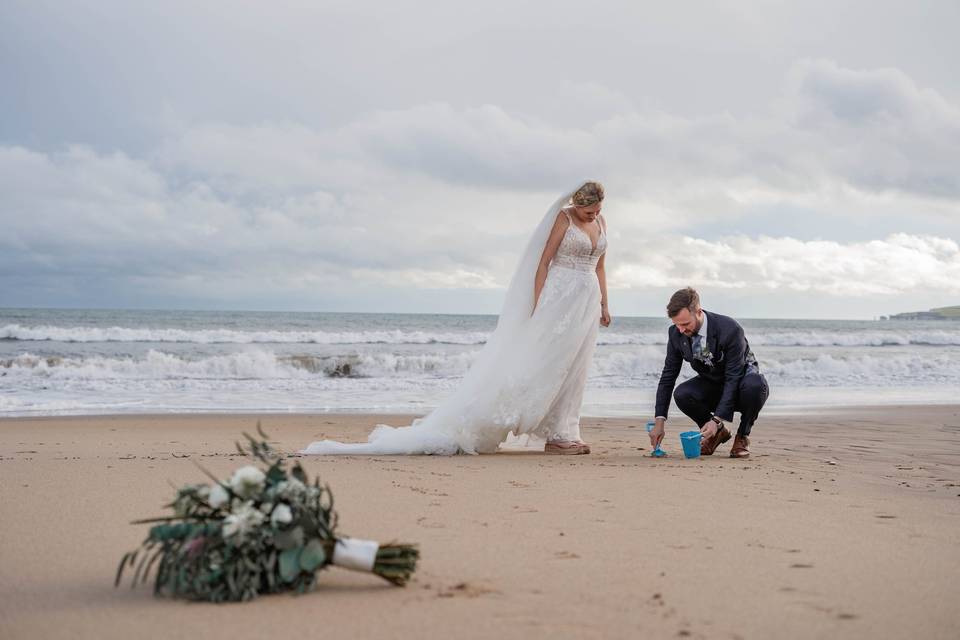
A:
646;421;667;457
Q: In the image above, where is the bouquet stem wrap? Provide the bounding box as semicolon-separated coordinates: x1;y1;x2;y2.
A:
333;538;379;572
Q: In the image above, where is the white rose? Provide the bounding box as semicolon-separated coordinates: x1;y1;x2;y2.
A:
222;501;266;540
230;465;266;499
209;484;230;509
271;503;293;527
277;478;306;500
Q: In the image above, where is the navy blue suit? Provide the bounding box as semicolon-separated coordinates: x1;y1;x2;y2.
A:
655;311;768;435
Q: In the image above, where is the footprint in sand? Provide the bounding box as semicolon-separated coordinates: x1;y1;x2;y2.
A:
416;516;446;529
512;506;538;513
437;581;499;598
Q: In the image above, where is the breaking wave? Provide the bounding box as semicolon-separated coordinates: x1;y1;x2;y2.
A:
4;323;960;347
4;348;959;386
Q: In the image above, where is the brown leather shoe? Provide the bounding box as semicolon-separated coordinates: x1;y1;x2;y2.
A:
700;424;731;456
730;435;750;458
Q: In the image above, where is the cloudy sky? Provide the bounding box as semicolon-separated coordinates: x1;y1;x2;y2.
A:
2;0;958;319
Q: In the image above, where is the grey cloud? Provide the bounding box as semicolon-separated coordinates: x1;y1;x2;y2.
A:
789;60;960;198
612;233;960;296
5;2;959;150
2;52;959;312
152;60;960;207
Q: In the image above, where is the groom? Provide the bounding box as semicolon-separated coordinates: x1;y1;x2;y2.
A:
648;288;768;458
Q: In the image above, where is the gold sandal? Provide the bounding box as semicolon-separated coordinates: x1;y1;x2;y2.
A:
545;440;591;455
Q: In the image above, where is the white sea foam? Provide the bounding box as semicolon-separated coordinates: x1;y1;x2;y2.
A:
5;310;957;417
750;330;960;347
4;323;960;347
759;352;960;384
4;348;958;387
0;324;491;345
593;350;960;385
600;329;960;347
3;347;957;416
1;350;311;379
0;350;482;380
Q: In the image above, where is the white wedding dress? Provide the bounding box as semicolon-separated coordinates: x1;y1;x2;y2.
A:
302;187;607;455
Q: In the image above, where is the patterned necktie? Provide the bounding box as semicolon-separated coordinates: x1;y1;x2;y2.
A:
692;333;703;359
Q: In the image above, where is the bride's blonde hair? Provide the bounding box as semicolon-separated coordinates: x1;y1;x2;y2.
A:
572;181;605;207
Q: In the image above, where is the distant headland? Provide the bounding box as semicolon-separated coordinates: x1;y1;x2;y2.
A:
882;306;960;320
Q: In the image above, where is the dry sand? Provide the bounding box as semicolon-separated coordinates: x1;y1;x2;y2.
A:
2;407;959;639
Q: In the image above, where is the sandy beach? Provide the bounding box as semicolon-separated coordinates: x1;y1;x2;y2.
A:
1;406;958;639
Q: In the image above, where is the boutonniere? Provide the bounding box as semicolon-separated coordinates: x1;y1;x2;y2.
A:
695;346;715;367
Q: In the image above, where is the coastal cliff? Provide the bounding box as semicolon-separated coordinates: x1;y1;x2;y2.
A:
884;305;960;320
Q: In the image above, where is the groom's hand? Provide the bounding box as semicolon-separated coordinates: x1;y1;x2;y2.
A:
700;420;718;441
649;418;665;449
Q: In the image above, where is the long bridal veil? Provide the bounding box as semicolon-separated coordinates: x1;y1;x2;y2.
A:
302;185;582;455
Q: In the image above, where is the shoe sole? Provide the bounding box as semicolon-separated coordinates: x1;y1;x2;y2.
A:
545;446;591;455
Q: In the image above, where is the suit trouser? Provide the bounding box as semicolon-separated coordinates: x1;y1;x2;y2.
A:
673;371;769;436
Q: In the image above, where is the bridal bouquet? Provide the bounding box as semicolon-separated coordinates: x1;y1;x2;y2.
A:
116;426;418;602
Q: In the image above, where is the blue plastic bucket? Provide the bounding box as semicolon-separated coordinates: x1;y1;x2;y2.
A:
680;431;702;459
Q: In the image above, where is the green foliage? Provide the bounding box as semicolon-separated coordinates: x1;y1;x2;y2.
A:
372;544;420;586
272;526;304;551
931;305;960;317
279;547;302;583
299;539;327;572
115;425;418;602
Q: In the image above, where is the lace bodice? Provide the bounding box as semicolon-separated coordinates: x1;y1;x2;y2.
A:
552;210;607;272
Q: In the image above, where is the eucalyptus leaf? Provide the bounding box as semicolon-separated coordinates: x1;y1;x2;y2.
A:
273;526;304;550
299;538;327;572
266;462;285;485
291;462;307;485
278;547;302;583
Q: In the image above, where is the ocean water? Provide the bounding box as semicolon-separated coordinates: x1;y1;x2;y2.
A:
1;308;958;417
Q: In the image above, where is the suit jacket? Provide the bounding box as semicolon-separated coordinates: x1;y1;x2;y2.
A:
654;311;758;421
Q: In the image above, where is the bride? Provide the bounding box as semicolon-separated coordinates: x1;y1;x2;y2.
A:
302;181;610;455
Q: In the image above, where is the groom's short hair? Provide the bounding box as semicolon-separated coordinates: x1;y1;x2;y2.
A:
667;287;700;317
